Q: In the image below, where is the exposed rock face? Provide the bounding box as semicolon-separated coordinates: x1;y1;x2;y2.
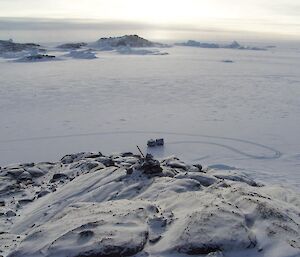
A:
0;152;299;257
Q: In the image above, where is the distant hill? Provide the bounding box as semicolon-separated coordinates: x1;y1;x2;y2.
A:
93;35;168;48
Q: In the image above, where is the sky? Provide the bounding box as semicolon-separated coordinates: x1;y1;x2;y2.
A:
0;0;299;42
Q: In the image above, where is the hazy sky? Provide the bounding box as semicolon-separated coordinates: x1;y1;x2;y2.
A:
0;0;299;41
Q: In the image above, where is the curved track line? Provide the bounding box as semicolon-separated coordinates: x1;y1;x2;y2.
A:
168;141;277;160
0;130;282;159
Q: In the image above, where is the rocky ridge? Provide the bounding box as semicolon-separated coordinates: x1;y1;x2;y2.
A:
0;151;299;257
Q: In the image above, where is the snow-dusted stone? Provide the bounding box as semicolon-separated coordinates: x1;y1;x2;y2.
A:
17;171;32;181
7;168;25;178
208;170;261;187
61;152;103;164
162;156;189;170
37;190;50;198
175;172;218;187
8;200;155;257
172;200;256;254
95;156;115;167
50;173;69;183
207;251;224;257
69;160;103;172
25;167;46;178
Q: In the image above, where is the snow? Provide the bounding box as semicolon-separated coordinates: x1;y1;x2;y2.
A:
0;37;299;256
63;50;97;59
116;46;169;55
0;152;299;257
1;43;299;190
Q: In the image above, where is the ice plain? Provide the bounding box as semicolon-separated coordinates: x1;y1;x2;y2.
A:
0;42;299;189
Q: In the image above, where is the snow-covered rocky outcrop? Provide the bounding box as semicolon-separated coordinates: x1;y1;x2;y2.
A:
176;40;266;51
0;152;299;257
0;39;41;54
92;35;168;49
15;54;56;62
89;35;169;55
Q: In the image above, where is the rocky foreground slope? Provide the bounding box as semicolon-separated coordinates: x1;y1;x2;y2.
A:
0;152;299;257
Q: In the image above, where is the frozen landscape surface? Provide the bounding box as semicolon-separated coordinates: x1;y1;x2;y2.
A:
0;152;299;257
0;36;300;256
0;39;299;191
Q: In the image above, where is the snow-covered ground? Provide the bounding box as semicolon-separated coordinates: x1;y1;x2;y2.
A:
0;43;300;192
1;152;299;257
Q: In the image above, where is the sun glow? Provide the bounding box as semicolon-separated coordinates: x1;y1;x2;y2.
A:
0;0;299;38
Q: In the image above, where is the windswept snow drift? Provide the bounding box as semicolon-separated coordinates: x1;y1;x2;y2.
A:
0;152;299;257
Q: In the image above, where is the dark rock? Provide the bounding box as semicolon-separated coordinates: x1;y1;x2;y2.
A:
156;138;164;146
222;60;234;63
0;200;5;206
147;139;156;147
37;190;50;198
18;199;34;206
6;210;16;217
24;54;55;61
193;164;203;172
140;154;162;174
121;152;134;157
79;230;94;239
50;173;69;183
96;157;115;167
17;171;32;181
178;244;221;255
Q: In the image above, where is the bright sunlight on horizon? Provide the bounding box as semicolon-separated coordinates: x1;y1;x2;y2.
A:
0;0;300;39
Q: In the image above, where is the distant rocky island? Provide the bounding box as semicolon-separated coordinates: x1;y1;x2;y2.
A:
0;39;41;53
176;40;267;51
0;36;274;63
92;34;169;49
